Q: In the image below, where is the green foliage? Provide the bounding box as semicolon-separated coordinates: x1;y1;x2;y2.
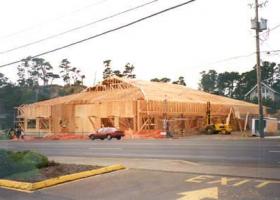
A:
199;70;218;93
0;149;48;178
217;72;240;97
103;60;113;79
249;96;279;114
199;61;280;113
122;63;136;78
102;60;136;79
32;58;54;86
112;70;124;78
151;76;187;86
0;57;86;129
0;129;14;140
151;77;171;83
172;76;186;86
0;84;85;129
59;58;85;86
0;73;8;87
233;69;256;99
161;77;170;83
22;151;49;168
17;57;59;87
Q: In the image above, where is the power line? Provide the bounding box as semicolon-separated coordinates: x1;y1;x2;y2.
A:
0;0;159;55
195;50;280;67
201;53;255;66
0;0;110;40
260;23;280;36
0;0;197;68
262;49;280;54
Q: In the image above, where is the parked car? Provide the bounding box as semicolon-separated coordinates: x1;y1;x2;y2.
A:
88;127;125;140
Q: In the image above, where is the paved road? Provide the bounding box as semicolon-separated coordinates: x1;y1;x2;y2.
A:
0;138;279;168
1;169;280;200
0;137;280;199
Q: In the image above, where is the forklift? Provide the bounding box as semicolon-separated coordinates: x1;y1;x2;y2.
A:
205;102;232;135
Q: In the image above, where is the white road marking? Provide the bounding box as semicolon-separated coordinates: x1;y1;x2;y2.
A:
88;147;123;150
177;187;218;200
269;151;280;153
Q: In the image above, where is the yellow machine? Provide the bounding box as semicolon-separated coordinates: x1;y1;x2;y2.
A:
205;102;232;135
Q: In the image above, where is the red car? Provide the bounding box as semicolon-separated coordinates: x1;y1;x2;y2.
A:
88;127;125;140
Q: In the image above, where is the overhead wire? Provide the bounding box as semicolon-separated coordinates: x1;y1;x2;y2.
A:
0;0;160;55
200;53;256;66
260;23;280;36
195;49;280;67
0;0;197;68
0;0;110;40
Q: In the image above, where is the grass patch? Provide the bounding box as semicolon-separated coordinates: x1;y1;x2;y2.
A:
0;149;102;183
0;149;49;179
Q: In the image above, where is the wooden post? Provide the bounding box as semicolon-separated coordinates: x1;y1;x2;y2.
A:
244;112;249;131
114;116;120;129
133;101;137;132
136;100;141;132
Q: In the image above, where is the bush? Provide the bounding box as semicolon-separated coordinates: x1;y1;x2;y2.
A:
22;151;49;168
0;149;49;178
0;129;13;140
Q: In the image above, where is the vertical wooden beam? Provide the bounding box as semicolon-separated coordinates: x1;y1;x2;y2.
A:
114;116;120;129
49;117;52;133
244;112;249;131
136;100;141;131
133;101;137;132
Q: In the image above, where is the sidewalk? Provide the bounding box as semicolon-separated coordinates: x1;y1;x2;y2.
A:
49;156;280;180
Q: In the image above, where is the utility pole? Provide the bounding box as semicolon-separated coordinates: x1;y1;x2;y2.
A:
254;0;264;138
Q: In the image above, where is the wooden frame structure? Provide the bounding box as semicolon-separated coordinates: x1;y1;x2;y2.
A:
17;77;262;137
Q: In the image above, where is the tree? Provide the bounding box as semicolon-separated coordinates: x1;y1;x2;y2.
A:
199;70;218;93
217;72;240;97
262;61;276;86
233;62;278;99
0;73;8;87
103;60;113;79
17;56;32;87
151;77;171;83
112;70;124;78
122;63;136;78
59;59;71;85
272;63;280;91
72;69;85;86
31;58;54;86
59;59;85;86
102;60;136;79
17;64;26;87
172;76;186;86
47;73;60;85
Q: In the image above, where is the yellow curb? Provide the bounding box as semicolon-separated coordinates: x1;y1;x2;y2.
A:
0;179;33;190
0;164;125;191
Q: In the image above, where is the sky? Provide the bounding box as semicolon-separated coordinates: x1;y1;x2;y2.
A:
0;0;279;89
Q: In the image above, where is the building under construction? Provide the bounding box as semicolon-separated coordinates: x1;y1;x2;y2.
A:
16;77;261;138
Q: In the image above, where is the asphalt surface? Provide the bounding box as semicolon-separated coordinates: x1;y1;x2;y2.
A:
1;169;280;200
0;138;279;168
0;137;280;199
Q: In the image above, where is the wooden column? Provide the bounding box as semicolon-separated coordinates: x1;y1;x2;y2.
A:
114;116;120;129
136;100;141;131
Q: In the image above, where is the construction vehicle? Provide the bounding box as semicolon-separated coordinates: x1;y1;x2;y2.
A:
205;102;232;135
